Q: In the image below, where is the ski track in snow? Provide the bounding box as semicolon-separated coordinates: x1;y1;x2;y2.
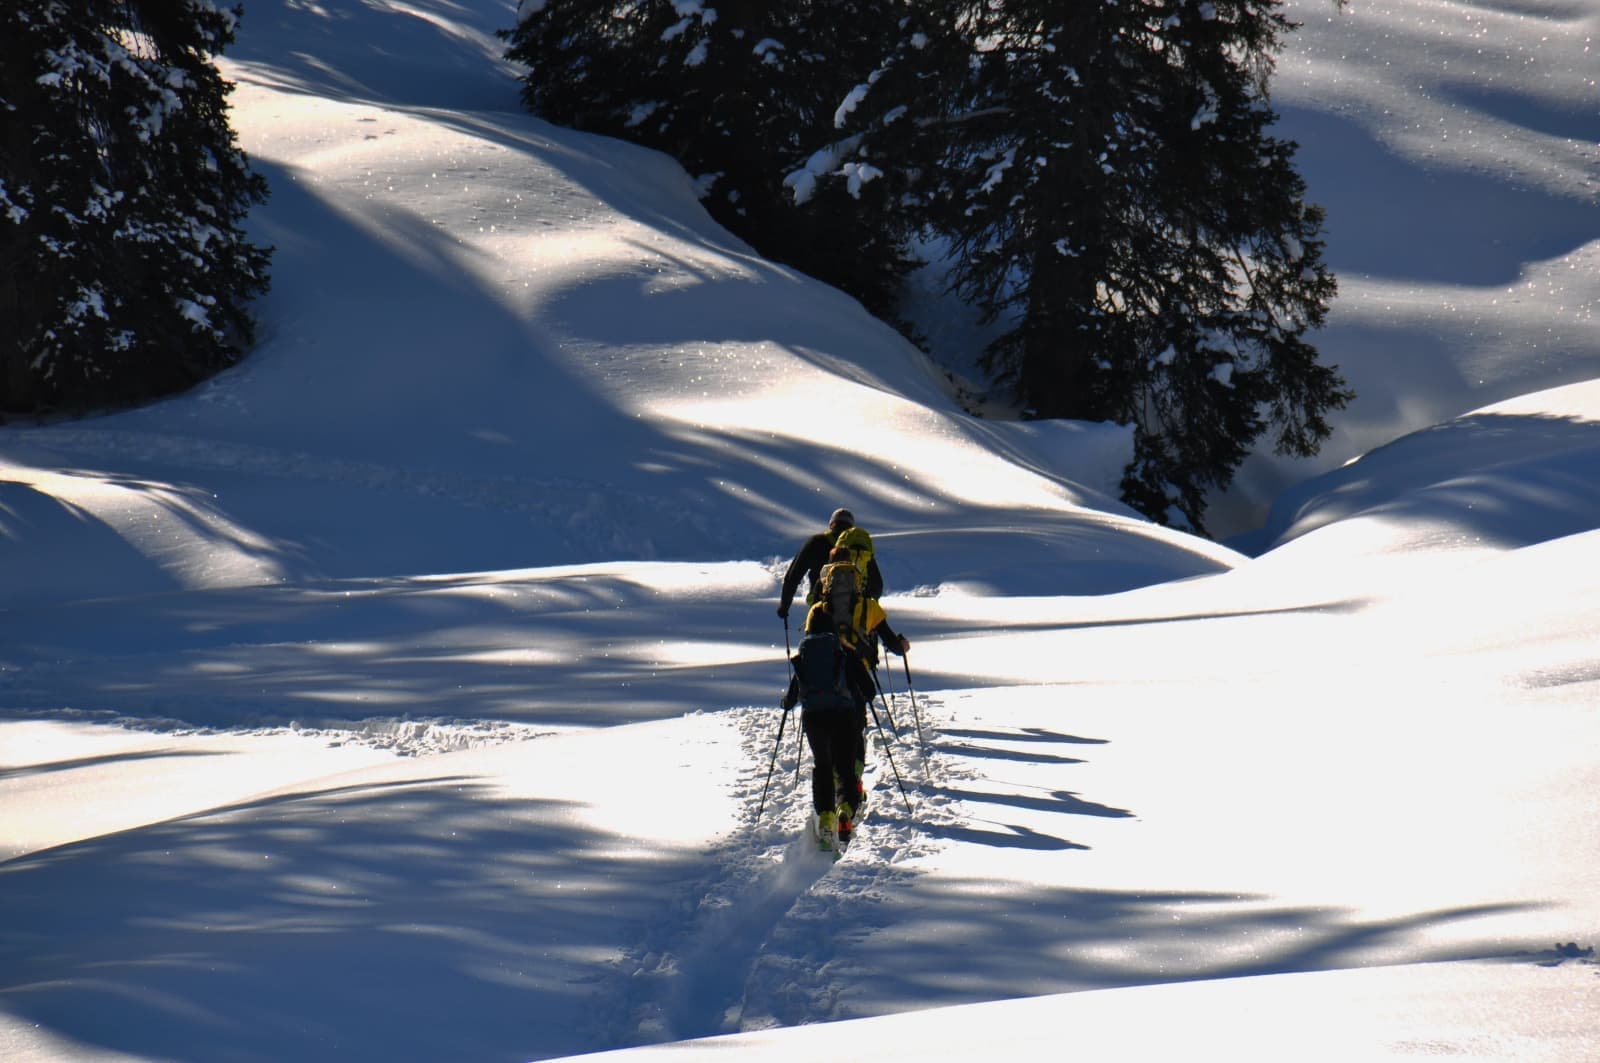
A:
591;692;958;1049
0;704;554;757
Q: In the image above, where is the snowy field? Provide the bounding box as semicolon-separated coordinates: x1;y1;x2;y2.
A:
2;1;1598;1060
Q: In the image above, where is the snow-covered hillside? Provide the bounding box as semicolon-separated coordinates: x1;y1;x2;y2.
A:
2;1;1597;1061
1215;0;1600;538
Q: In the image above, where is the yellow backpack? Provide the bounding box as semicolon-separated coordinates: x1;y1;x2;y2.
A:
819;546;867;639
833;526;874;580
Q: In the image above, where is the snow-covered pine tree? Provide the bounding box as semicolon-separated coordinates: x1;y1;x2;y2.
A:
821;0;1349;533
501;0;917;319
0;0;270;415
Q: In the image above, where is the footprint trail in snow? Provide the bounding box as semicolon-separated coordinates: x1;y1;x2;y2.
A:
598;697;952;1048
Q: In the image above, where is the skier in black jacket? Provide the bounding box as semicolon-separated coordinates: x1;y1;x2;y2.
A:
777;508;883;619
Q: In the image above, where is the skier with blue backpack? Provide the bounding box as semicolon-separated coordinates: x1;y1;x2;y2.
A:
781;597;911;852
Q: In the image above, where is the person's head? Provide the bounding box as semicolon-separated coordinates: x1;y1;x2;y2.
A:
805;603;837;634
828;508;855;534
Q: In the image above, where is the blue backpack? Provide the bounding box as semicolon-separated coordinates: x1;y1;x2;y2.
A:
793;631;855;713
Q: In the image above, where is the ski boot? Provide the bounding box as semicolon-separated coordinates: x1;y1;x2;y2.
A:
836;802;855;847
815;810;838;854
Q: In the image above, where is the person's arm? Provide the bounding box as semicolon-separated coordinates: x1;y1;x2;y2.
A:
866;556;884;599
863;598;908;656
875;617;910;656
778;536;823;617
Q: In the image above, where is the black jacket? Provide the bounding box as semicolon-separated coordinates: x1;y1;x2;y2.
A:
778;530;884;616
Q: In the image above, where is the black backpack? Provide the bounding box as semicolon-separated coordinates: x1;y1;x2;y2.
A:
793;631;855;713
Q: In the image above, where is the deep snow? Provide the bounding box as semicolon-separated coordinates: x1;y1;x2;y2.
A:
2;1;1598;1060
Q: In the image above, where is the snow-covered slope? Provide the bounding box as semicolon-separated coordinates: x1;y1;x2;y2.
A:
2;2;1598;1061
1212;0;1600;537
0;0;1226;612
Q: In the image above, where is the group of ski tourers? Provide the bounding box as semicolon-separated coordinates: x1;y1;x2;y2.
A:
765;508;916;856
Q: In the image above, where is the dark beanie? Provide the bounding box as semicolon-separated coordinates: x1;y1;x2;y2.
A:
829;508;854;528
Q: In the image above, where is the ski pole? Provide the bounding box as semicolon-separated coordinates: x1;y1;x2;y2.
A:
792;710;805;792
902;655;926;748
865;693;913;815
757;706;789;820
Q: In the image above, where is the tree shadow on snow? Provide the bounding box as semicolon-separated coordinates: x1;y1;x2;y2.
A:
0;775;704;1062
828;882;1538;1020
223;0;525;113
939;727;1108;745
903;727;1132;851
0;747;224;782
1276;105;1599;286
930;742;1088;767
0;479;187;608
923;822;1090;852
923;784;1134;821
0;564;791;731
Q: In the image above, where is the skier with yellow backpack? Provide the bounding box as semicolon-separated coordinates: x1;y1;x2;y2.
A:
777;508;883;621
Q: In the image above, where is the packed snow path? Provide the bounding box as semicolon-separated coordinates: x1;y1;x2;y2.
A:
596;696;949;1048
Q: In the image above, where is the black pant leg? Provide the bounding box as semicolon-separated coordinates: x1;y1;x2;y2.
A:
831;719;861;817
802;711;836;816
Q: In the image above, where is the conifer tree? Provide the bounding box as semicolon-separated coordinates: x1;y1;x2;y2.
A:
814;0;1350;533
1;0;270;415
